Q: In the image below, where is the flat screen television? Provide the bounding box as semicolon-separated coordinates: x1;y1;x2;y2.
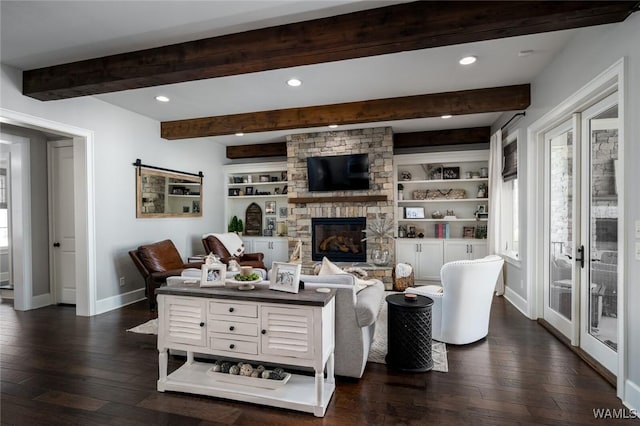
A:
307;154;369;192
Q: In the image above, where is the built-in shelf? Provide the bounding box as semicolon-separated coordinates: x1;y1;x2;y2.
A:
398;198;488;203
399;178;488;184
290;195;387;204
228;195;288;199
229;181;288;187
399;218;489;222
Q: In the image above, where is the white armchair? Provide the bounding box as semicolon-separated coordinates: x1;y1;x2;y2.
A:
406;255;504;345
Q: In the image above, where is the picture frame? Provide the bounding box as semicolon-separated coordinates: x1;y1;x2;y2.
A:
228;188;240;196
463;226;476;239
270;262;302;294
200;264;226;287
405;207;425;219
265;201;276;214
443;166;460;180
192;200;200;213
427;164;443;180
281;171;288;182
279;206;288;218
259;174;271;183
266;217;276;231
245;186;254;195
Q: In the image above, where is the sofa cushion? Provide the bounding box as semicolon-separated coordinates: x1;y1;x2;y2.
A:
318;257;378;293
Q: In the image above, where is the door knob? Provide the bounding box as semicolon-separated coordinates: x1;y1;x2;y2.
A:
53;242;61;247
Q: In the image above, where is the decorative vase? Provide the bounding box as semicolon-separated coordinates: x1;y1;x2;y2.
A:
371;246;390;266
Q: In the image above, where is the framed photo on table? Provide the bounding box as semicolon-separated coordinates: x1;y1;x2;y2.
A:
200;264;226;287
270;262;302;293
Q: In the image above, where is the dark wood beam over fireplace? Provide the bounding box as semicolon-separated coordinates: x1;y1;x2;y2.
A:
164;85;530;140
22;2;637;101
394;127;491;152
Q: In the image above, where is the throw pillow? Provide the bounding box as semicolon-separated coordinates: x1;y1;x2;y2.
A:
318;257;377;292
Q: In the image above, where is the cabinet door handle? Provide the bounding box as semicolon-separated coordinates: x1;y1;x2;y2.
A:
229;325;235;331
229;307;234;313
229;344;235;349
199;322;205;327
261;329;267;335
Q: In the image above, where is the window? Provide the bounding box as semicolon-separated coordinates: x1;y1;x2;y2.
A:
501;133;519;259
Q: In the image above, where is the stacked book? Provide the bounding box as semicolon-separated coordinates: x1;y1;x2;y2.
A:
434;223;450;239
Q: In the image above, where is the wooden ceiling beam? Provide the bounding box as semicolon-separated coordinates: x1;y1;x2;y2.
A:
23;1;637;100
393;127;491;152
226;127;492;159
162;84;530;140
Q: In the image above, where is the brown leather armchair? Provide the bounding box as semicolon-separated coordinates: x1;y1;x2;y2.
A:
202;234;266;270
129;239;203;310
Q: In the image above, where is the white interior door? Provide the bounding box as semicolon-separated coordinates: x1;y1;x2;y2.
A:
49;141;76;304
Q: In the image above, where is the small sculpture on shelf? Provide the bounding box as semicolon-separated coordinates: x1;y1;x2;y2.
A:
431;210;444;219
477;183;487;198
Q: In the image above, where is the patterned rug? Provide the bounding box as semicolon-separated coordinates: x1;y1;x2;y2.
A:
367;297;448;372
127;302;449;373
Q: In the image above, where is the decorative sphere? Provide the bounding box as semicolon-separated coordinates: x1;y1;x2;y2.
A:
229;365;240;375
211;364;221;372
250;370;260;378
220;362;231;374
240;364;253;376
261;370;271;379
256;365;266;373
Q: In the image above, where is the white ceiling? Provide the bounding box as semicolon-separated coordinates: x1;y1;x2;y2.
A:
1;1;579;147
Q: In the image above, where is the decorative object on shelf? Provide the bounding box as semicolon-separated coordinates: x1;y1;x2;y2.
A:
475;224;488;239
443;167;460;179
431;210;444;219
245;186;253;195
418;232;424;238
463;226;476;239
228;216;240;233
229;188;240;196
405;207;425;219
232;176;243;183
427;164;443;180
398;225;406;238
443;209;456;220
259;174;271;182
278;206;287;218
244;203;263;236
274;188;280;195
400;171;412;181
237;219;244;235
271;176;279;182
281;171;288;181
192;200;200;213
362;213;394;266
479;167;488;178
265;201;276;215
477;183;487;198
397;183;404;200
270;262;302;293
425;188;466;200
282;185;288;194
200;263;226;287
464;171;472;179
471;173;480;179
277;221;287;236
407;226;416;238
266;217;276;232
247;175;252;183
475;205;488;219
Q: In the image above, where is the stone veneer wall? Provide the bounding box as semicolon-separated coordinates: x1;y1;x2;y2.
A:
286;127;394;264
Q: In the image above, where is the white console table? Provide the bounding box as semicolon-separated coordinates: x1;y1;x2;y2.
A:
155;285;336;417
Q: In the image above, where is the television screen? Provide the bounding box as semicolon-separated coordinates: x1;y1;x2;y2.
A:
307;154;369;192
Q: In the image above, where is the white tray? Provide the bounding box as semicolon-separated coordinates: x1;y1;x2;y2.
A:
207;368;291;389
225;278;262;288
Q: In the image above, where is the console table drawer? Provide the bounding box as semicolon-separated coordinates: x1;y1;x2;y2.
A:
210;320;258;337
210;337;258;355
209;301;257;318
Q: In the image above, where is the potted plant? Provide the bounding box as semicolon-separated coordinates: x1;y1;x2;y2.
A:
237;219;244;236
362;213;394;266
228;216;239;233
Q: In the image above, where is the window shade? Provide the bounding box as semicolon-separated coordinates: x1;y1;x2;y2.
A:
502;141;517;181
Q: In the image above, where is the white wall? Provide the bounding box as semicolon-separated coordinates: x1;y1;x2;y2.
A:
494;14;640;408
0;64;227;306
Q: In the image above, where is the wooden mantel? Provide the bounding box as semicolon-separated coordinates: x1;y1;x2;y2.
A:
289;195;387;204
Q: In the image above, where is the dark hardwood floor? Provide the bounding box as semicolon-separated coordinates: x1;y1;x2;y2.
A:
1;296;633;425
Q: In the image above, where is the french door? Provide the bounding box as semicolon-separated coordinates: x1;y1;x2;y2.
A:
543;93;619;375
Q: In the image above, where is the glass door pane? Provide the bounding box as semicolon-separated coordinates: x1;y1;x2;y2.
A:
548;127;574;321
587;104;618;352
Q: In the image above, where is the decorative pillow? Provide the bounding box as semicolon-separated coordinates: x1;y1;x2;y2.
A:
318;257;377;292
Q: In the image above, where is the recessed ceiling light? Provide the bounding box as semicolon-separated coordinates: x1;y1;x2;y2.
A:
155;95;170;102
287;78;302;87
328;124;338;128
459;56;477;65
235;132;244;137
441;115;452;119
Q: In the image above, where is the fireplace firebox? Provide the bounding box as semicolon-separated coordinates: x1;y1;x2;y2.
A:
312;217;366;262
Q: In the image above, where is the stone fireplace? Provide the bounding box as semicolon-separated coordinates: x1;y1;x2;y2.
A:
311;217;366;262
285;127;394;272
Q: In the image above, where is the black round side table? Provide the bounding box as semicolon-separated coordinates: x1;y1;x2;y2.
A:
385;293;434;372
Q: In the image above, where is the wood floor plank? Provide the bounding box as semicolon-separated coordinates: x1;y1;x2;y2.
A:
0;297;631;425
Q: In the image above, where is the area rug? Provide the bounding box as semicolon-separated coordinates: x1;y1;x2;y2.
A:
127;318;158;334
367;298;448;372
127;303;449;372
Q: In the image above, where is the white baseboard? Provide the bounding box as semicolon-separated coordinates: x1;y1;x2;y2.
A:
31;293;53;309
504;286;532;319
624;379;640;414
95;288;146;315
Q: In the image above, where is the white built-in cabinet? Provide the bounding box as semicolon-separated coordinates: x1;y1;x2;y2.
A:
394;150;490;283
244;236;289;269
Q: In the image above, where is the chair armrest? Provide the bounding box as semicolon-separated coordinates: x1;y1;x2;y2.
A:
406;286;444;300
183;261;204;269
354;281;385;327
241;252;264;262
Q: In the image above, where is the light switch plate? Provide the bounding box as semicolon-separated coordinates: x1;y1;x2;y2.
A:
636;220;640;238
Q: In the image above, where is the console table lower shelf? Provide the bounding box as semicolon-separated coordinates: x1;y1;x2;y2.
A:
158;360;335;416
